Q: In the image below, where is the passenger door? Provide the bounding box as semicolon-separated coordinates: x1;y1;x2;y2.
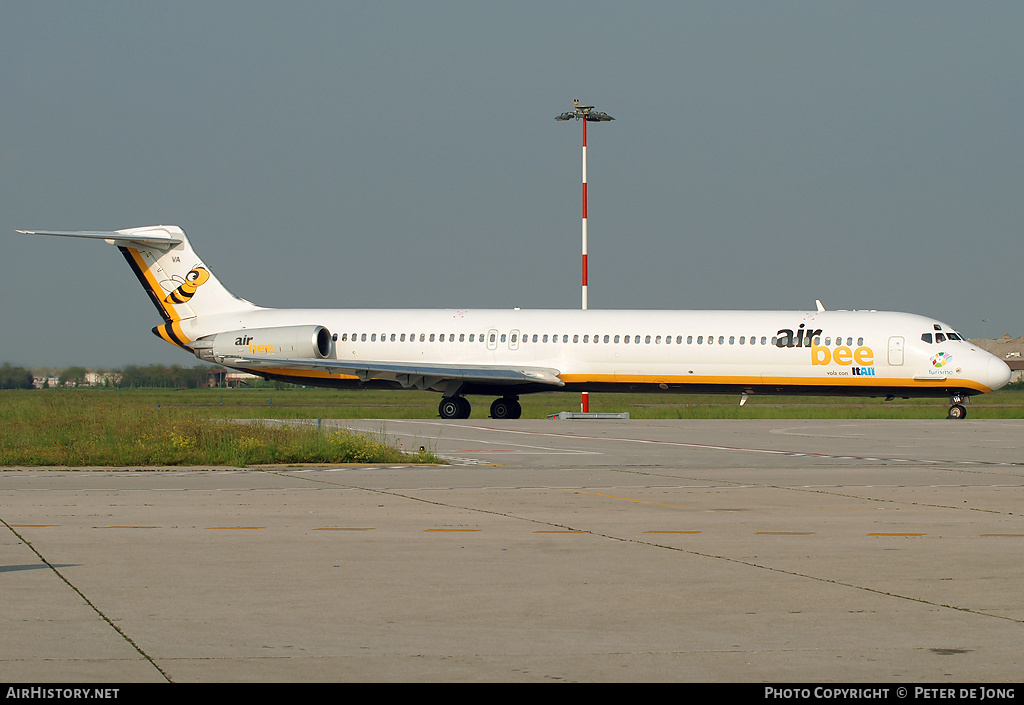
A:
888;336;904;366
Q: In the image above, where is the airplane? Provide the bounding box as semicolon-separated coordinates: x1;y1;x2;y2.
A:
18;225;1012;419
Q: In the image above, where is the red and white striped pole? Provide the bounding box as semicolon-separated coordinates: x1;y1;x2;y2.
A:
581;116;589;412
555;100;613;414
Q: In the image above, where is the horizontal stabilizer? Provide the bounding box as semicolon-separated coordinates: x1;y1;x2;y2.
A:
17;228;183;249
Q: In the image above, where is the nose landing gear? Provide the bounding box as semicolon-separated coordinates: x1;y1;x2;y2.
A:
947;394;969;420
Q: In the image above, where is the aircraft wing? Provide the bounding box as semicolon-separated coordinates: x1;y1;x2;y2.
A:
226;355;565;393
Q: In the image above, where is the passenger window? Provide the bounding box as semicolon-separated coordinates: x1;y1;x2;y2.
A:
500;334;507;343
718;336;725;345
624;335;630;344
646;335;652;344
429;334;436;342
614;335;620;343
857;337;864;346
563;335;569;343
729;336;735;345
825;337;831;346
655;336;661;344
687;336;693;344
533;334;539;343
573;335;579;343
739;336;745;345
603;335;610;343
511;334;517;343
361;333;367;342
697;336;704;344
460;333;465;342
489;333;496;343
583;335;589;343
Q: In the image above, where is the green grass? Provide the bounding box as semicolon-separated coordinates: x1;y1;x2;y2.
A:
2;386;1021;467
0;389;441;467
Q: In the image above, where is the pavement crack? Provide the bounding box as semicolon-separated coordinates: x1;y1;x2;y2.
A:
1;517;173;682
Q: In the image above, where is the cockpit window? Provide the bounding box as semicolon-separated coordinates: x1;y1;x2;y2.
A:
921;333;933;344
948;332;962;341
936;333;946;343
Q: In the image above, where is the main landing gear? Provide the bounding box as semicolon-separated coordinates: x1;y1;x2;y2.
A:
437;396;522;420
438;396;471;419
947;394;969;420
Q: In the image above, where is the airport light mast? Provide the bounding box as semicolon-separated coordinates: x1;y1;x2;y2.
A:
556;99;614;413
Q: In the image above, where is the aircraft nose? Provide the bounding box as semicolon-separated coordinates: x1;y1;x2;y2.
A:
986;355;1012;391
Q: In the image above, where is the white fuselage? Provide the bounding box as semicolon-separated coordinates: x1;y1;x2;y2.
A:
187;306;1011;398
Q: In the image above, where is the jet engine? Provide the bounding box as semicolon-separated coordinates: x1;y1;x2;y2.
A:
193;325;333;362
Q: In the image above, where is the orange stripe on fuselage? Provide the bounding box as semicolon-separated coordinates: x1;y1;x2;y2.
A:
558;373;991;394
245;369;991;394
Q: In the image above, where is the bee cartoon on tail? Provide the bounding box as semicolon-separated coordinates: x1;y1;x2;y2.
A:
162;265;210;304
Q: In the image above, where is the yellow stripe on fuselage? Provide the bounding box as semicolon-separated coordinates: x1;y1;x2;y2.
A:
559;373;991;393
247;368;991;394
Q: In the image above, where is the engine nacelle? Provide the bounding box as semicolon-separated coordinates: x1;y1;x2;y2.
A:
194;325;333;362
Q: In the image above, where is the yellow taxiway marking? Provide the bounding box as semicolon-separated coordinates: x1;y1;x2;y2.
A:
424;528;481;532
206;526;264;530
980;534;1024;537
563;489;692;509
315;527;375;531
534;530;588;534
7;525;55;528
868;533;925;536
645;530;701;534
101;526;158;529
755;532;815;535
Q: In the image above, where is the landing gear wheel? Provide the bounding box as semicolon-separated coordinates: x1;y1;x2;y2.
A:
439;396;471;419
490;397;521;420
947;404;967;420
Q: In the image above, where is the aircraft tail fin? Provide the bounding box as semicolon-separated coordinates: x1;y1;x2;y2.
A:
17;226;259;347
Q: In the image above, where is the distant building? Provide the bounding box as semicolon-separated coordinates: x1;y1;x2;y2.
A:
208;368;262;387
970;336;1024;383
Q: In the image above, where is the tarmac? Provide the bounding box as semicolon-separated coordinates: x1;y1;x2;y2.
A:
2;419;1023;683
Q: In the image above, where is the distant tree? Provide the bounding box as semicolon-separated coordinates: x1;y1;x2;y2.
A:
115;363;213;389
58;366;88;387
0;363;35;389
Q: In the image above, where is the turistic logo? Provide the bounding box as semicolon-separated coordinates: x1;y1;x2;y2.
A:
931;352;952;368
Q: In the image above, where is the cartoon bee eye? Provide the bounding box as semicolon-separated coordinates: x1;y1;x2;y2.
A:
185;270;201;282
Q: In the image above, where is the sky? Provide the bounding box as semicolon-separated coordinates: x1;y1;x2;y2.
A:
2;2;1022;369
